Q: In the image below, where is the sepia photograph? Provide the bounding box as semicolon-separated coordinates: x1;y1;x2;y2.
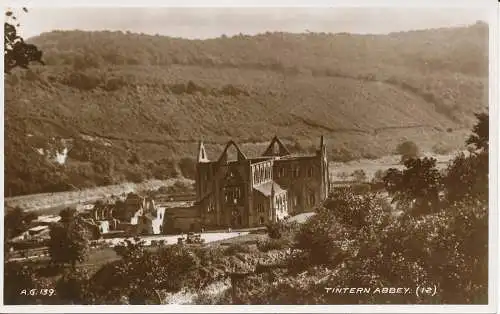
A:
2;1;497;312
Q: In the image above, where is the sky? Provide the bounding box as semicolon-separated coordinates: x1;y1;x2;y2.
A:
13;7;491;40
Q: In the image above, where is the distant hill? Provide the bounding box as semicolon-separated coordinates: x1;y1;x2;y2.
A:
4;22;489;197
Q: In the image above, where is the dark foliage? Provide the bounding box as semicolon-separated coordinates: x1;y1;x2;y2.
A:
178;157;197;180
48;209;90;268
88;244;202;304
383;157;443;216
55;269;91;304
444;151;488;204
232;113;488;304
466;112;488;152
266;222;283;239
256;238;290;253
4;9;44;73
4;207;38;239
396;140;419;163
444;113;488;204
3;262;56;305
224;243;252;256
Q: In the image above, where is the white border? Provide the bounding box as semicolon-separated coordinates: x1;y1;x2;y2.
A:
1;0;497;8
1;0;498;313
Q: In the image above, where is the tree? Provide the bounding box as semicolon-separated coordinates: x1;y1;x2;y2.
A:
229;115;489;305
4;8;45;74
4;206;38;239
88;244;201;304
444;152;488;204
466;112;488;152
383;157;442;216
370;169;387;190
396;140;419;163
351;169;367;182
48;208;90;268
444;112;489;204
238;192;487;305
56;269;92;304
179;157;197;180
294;218;341;267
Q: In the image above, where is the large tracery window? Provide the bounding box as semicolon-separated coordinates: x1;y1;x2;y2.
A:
207;198;215;213
225;186;242;204
309;192;316;206
280;167;286;177
294;166;301;178
308;167;314;177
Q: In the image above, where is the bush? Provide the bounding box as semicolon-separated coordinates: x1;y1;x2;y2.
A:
351;169;367;182
56;269;91;304
88;244;202;304
296;190;391;266
383;157;442;216
294;215;346;265
396;140;419;163
224;243;252;256
257;238;290;252
266;222;283;239
178;157;197;180
371;169;387;190
432;143;452;155
48;213;90;268
63;71;102;91
444;151;488;204
266;220;300;241
124;168;146;183
3;263;57;305
102;77;127;91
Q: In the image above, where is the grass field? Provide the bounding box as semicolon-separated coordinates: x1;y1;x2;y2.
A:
330;152;458;181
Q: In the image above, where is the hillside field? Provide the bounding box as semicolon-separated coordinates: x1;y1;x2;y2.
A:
4;23;489;197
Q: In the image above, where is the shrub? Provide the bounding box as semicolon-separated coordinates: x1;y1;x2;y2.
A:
444;151;488;204
266;222;283;239
266;221;300;241
3;263;57;305
383;157;442;216
63;71;102;91
396;140;419;163
48;213;90;268
466;112;488;152
102;77;127;91
294;215;346;266
351;169;367;182
4;207;38;239
371;169;387;190
224;243;252;256
56;269;91;304
432;143;452;155
296;190;391;266
88;244;201;304
178;157;197;180
257;239;290;252
336;171;350;180
124;168;146;183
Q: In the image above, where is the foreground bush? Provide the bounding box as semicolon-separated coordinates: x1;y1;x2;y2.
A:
257;239;290;253
224;243;252;256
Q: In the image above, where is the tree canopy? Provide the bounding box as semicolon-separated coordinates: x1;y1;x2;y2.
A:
4;8;44;73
